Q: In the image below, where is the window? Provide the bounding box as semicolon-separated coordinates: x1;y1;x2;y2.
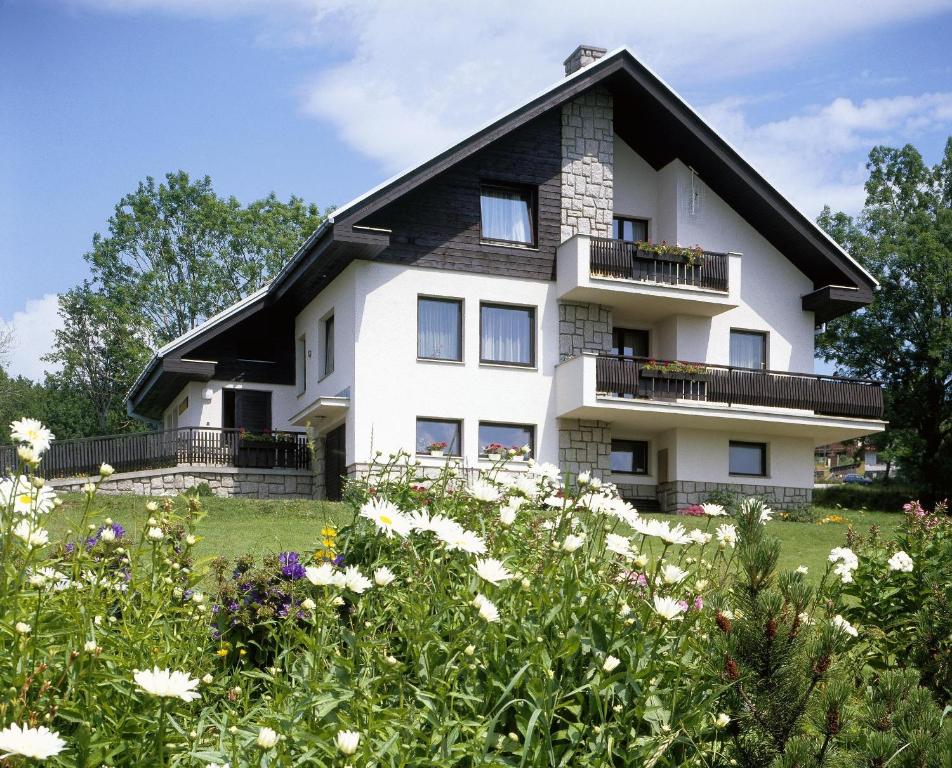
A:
480;303;535;366
177;397;189;416
612;216;648;242
480;184;536;245
479;422;534;457
611;440;648;474
729;441;767;477
322;314;335;377
418;297;463;361
611;328;650;358
416;418;462;456
296;335;307;394
730;330;767;370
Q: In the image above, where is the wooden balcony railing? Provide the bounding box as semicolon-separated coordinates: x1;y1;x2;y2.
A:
594;355;883;419
589;237;729;292
0;427;311;480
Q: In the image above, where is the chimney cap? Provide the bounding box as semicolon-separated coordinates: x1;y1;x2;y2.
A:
563;44;608;76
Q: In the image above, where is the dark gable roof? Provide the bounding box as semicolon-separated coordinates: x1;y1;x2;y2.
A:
128;47;876;419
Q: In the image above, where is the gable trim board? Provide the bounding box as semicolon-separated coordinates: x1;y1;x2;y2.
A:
127;46;877;421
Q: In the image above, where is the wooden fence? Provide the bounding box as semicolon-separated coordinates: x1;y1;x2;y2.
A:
0;428;311;479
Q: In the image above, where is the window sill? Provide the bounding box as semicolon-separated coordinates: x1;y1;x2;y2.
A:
479;239;539;251
478;361;538;372
318;371;334;383
417;357;465;366
728;473;770;479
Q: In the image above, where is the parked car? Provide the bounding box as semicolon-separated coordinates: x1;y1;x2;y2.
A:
843;473;873;485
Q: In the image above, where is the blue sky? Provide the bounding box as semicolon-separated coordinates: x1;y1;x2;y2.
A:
2;0;952;380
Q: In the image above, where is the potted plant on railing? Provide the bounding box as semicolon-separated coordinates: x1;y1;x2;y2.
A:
508;444;530;462
633;240;705;268
483;443;505;461
427;441;448;457
639;359;710;381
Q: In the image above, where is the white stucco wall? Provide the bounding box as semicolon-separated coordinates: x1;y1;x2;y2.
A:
161;380;298;431
612;140;816;373
671;428;814;488
346;262;561;468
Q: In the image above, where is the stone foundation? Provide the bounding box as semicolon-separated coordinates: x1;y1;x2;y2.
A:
656;480;812;513
50;466;315;500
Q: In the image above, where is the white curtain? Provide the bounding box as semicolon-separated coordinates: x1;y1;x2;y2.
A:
481;306;532;364
481;188;531;243
730;331;766;369
418;299;460;360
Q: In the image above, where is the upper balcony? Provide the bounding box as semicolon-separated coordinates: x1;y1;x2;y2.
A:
557;234;741;320
555;353;886;444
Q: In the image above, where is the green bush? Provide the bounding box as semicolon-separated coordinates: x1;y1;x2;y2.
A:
811;484;914;512
835;500;951;703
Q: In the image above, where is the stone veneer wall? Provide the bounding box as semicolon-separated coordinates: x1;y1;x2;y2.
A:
50;466;315;500
557;419;613;480
656;481;812;513
560;87;614;241
311;434;327;499
558;302;613;360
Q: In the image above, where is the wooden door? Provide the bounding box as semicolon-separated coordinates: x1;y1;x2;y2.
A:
324;425;346;501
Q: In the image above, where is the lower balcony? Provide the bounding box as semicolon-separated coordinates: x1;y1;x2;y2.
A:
555;353;886;444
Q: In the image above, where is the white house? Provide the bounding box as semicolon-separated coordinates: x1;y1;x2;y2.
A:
125;46;885;509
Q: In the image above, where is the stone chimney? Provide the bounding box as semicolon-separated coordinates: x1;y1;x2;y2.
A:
563;45;607;76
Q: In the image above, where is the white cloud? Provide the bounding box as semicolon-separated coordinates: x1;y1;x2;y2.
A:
1;295;63;382
71;0;952;172
700;91;952;216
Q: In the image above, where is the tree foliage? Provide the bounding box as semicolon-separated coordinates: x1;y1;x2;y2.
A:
86;171;325;346
816;138;952;500
33;172;326;437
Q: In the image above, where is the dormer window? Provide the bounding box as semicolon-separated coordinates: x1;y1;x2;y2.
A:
480;184;536;246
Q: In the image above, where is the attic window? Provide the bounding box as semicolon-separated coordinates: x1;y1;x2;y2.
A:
480;184;536;246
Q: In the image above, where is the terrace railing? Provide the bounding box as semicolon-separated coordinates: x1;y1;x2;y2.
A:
594;355;883;419
589;237;729;292
0;427;311;480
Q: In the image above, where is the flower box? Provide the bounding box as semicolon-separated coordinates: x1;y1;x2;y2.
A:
640;368;710;382
429;450;445;457
236;443;276;469
486;453;502;461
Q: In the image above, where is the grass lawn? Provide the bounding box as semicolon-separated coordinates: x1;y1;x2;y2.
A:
52;493;903;582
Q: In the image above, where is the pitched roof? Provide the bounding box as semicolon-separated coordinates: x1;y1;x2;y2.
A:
128;46;877;419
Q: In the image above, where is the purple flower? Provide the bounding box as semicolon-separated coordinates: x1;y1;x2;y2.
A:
279;552;306;581
677;600;690;613
692;595;704;611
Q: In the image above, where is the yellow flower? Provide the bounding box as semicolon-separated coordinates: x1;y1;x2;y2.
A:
321;526;337;538
238;649;247;657
216;648;229;657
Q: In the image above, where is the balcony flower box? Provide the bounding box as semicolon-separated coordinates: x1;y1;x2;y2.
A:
237;431;297;469
426;441;448;457
640;368;710;382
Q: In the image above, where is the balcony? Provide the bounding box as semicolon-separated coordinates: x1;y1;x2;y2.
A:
557;234;740;319
555;353;886;443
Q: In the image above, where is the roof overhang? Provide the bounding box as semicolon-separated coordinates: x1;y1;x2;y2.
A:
289;396;350;429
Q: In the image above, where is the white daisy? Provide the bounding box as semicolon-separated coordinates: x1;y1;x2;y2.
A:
604;533;634;559
715;524;738;547
343;565;372;594
0;476;58;517
652;595;686;621
133;667;200;702
602;655;621;673
473;558;512;585
433;519;487;555
373;566;396;586
467;478;502;503
561;533;585;553
12;519;48;549
473;593;500;623
0;723;66;760
660;564;689;584
10;418;54;454
336;730;360;755
256;727;278;749
701;503;728;517
359;498;412;538
305;562;336;586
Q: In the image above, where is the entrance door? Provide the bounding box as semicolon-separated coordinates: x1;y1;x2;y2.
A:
324;425;346;501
